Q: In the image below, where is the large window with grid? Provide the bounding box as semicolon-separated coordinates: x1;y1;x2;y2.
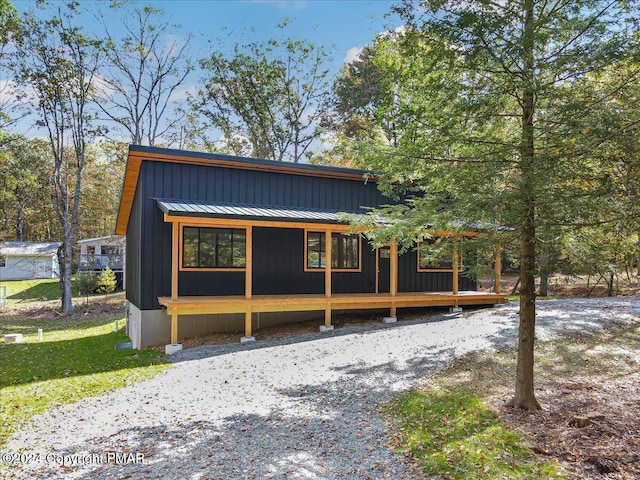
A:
306;231;360;271
182;227;246;269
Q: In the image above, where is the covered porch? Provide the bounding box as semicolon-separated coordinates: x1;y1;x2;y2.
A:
157;199;507;351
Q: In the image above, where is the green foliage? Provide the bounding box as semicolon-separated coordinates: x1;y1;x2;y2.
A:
97;266;117;295
0;136;57;241
388;388;564;478
76;270;98;295
0;314;168;446
192;22;333;162
331;0;640;408
11;1;104;314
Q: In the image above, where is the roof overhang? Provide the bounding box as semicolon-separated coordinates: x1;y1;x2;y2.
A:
156;199;370;231
115;145;376;236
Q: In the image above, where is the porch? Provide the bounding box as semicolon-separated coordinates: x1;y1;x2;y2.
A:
159;290;508;344
157;199;507;350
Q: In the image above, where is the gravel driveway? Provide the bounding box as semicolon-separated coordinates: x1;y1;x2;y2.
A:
3;297;639;479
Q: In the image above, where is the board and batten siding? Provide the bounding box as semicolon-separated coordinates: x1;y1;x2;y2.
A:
129;160;390;310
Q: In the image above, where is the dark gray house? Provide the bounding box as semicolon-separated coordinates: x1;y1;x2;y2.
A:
115;145;506;353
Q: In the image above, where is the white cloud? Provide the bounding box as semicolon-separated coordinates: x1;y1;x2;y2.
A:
377;24;407;39
344;46;363;64
169;84;198;102
91;74;120;99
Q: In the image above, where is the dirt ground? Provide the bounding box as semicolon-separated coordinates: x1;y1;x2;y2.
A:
493;323;640;480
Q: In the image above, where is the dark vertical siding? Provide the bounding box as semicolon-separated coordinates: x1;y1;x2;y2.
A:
125;184;143;307
398;249;477;292
179;271;245;296
252;227;324;295
332;241;376;293
133;159;467;309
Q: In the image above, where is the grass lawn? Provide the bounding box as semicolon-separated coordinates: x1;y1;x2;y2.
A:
0;302;168;448
1;278;64;305
387;320;640;479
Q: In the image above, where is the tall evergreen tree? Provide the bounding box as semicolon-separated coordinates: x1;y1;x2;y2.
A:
337;0;639;409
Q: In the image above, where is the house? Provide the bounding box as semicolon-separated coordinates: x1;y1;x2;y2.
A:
115;145;507;352
0;242;60;280
77;235;126;289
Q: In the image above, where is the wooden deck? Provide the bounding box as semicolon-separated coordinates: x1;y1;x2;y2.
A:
158;291;507;315
158;291;508;344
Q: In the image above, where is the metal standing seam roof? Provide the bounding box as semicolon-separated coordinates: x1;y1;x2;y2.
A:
156;199;363;224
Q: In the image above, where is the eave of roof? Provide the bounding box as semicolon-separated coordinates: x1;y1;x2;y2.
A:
115;145;377;236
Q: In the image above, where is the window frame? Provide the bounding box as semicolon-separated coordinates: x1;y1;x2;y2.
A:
304;230;362;272
0;255;5;268
180;225;247;271
417;238;463;272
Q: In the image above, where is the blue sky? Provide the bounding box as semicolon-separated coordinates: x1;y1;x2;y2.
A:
14;0;400;69
147;0;398;67
9;0;402;145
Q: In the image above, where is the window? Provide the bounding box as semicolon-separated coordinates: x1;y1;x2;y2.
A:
182;227;246;269
306;231;360;270
0;255;5;268
418;238;461;272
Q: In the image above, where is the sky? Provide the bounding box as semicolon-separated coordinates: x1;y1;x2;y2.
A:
8;0;402;144
13;0;400;71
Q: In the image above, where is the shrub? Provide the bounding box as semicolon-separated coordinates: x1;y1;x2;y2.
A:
97;267;117;295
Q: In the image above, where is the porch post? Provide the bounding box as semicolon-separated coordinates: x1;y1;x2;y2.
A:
387;238;399;321
170;310;178;344
171;222;179;300
241;227;255;343
165;223;183;355
325;229;332;298
321;229;334;331
244;306;252;337
390;239;398;296
245;226;252;299
452;241;459;295
495;243;502;294
165;308;182;354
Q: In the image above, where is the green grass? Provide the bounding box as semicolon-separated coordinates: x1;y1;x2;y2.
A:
0;278;93;306
388;387;564;479
1;278;64;303
0;314;168;447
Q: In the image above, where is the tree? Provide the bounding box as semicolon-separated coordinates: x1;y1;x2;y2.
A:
77;140;127;240
97;266;117;296
0;0;23;141
0;136;57;241
76;269;98;302
337;0;639;409
12;1;102;314
192;22;333;162
97;3;193;146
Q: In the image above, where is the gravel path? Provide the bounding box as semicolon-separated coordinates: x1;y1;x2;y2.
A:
2;297;639;479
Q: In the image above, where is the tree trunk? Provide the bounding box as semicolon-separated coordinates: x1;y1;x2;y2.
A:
506;0;541;411
539;243;550;297
606;272;614;297
15;204;25;241
58;240;74;314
